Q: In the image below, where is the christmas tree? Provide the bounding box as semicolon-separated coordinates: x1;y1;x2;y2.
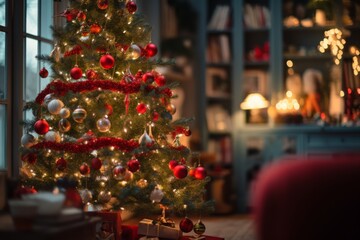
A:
19;0;212;217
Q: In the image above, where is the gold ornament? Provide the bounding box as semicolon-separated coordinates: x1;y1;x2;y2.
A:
59;118;71;132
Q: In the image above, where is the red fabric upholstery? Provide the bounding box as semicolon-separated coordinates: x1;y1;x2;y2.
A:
251;155;360;240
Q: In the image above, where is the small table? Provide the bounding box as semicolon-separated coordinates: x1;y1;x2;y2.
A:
0;213;100;240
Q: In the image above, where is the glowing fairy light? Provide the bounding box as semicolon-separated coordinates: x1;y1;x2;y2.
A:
275;91;300;114
350;46;360;76
318;28;345;65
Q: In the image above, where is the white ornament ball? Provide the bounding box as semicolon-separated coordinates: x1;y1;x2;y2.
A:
21;133;36;148
59;107;71;118
48;99;64;115
44;131;61;142
96;117;111;132
150;187;164;203
79;189;93;204
126;44;142;60
43;94;53;105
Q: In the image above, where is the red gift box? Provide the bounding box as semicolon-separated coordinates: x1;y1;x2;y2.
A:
86;210;122;240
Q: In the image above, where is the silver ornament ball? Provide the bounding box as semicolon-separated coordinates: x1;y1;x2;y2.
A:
48;99;64;115
96;117;111;132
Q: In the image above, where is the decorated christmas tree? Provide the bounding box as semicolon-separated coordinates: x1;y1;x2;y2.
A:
19;0;212;221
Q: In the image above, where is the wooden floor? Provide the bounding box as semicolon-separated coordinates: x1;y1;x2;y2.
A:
200;214;255;240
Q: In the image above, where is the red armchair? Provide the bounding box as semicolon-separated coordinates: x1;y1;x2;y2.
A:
251;154;360;240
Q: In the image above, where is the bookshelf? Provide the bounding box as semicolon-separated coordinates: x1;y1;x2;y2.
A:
196;0;360;213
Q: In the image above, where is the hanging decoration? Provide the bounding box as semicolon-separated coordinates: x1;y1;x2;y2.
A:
34;119;50;135
70;66;83;80
39;67;49;78
318;28;346;65
100;54;115;69
126;0;137;14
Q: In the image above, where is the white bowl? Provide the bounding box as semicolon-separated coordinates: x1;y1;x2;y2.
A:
8;199;38;217
22;192;65;216
8;199;38;230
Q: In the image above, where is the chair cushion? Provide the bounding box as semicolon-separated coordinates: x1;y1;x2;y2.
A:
251;154;360;240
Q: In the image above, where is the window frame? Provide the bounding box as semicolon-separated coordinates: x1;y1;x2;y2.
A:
3;0;66;177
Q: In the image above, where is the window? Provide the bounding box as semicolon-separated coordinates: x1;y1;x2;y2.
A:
0;0;65;174
0;0;8;170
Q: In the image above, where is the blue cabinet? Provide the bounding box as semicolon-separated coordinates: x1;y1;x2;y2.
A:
234;126;360;212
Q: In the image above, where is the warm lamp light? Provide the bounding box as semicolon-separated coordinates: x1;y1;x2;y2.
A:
240;93;269;110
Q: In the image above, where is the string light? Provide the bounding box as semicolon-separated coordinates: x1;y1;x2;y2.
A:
318;28;345;65
350;46;360;76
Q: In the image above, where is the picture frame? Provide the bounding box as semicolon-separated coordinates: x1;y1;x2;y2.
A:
243;70;268;96
206;68;231;98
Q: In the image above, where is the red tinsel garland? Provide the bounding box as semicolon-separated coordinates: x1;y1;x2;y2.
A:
35;80;141;104
31;137;139;153
64;45;82;57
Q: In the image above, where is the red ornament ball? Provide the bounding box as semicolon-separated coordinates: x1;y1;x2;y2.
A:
100;54;115;69
39;67;49;78
127;158;140;172
179;217;194;233
97;0;109;10
91;157;102;170
70;66;83;80
136;103;147;114
184;129;192;136
194;166;207;180
155;75;166;86
56;157;67;171
21;152;37;164
152;111;159;122
86;69;97;79
145;43;158;58
126;1;137;14
90;23;101;34
173;165;188;179
142;72;155;84
34;119;49;135
79;163;90;175
77;11;86;21
169;160;179;170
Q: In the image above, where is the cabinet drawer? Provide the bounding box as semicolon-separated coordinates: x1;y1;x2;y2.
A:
307;134;360;148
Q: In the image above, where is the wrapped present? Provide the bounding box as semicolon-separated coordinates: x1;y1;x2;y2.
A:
138;218;183;240
86;210;122;240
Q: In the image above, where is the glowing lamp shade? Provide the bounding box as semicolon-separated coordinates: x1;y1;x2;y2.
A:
240;93;269;110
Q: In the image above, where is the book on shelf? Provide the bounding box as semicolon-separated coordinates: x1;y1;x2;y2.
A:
207;136;232;164
206;35;231;63
243;3;270;29
208;5;230;30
